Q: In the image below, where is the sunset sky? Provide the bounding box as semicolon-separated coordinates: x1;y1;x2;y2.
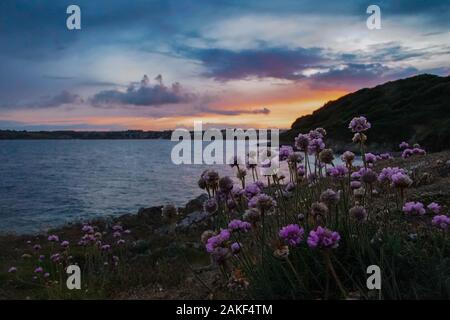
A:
0;0;449;131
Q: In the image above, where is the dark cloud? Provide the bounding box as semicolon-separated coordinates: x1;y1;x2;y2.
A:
364;43;450;63
90;75;195;107
306;63;420;90
0;90;83;109
37;91;84;108
183;47;324;81
0;120;125;131
196;106;271;116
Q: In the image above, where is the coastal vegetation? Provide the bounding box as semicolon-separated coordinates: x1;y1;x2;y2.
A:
1;116;449;299
283;74;450;152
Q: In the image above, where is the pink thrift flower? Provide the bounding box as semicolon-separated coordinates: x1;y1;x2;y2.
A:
349;116;371;133
307;226;341;249
228;219;251;232
47;235;59;242
431;215;450;230
230;242;242;254
403;202;426;215
279;224;304;247
34;267;44;274
427;202;441;214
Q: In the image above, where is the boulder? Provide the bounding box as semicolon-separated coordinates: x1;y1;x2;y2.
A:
176;211;209;231
184;194;208;214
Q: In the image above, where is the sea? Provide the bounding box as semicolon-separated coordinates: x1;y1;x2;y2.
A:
0;140;355;233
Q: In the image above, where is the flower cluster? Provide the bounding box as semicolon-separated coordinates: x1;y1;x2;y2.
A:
194;114;448;299
279;224;304;246
205;229;231;253
307;227;341;249
327;165;348;178
403;201;426;215
228;219;252;232
431;215;450;230
248;193;276;211
402;147;426;159
348;116;371;133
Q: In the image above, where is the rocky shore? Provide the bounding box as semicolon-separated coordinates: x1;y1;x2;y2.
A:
1;150;449;299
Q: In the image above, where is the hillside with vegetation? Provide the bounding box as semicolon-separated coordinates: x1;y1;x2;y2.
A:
282;74;450;152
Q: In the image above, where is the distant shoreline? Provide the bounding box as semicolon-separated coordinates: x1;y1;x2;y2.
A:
0;130;173;140
0;129;284;141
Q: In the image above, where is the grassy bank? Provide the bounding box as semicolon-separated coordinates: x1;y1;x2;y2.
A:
1;125;449;299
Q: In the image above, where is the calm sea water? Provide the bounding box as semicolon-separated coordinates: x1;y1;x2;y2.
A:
0;140;356;234
0;140;236;234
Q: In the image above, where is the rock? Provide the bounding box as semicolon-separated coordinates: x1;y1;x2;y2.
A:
177;211;209;231
184;194;208;214
437;160;450;177
137;206;163;225
415;172;434;186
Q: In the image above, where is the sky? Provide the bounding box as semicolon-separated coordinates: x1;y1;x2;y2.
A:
0;0;449;131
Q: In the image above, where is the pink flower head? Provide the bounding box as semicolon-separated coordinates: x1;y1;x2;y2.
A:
112;225;123;232
401;148;414;158
399;141;409;149
82;225;94;234
34;267;44;274
230;242;242;254
297;165;306;177
308;138;325;154
350;181;362;189
279;224;304;247
47;235;59;242
203;198;218;214
113;231;122;238
364;153;377;164
101;244;111;251
327;165;348;179
412;148;426;156
379;153;392;160
341;151;355;164
60;240;70;248
307;226;341;249
33;244;41;251
294;134;310;151
351;171;361;181
390;172;412;189
378;167;405;184
358;167;378;184
8;266;17;273
117;239;126;245
205;229;231;253
248;193;276;211
427;202;441;214
50;253;61;263
228;219;251;232
244;182;262;198
431;215;450;230
279;145;294;161
403;201;426;215
349;116;371;133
